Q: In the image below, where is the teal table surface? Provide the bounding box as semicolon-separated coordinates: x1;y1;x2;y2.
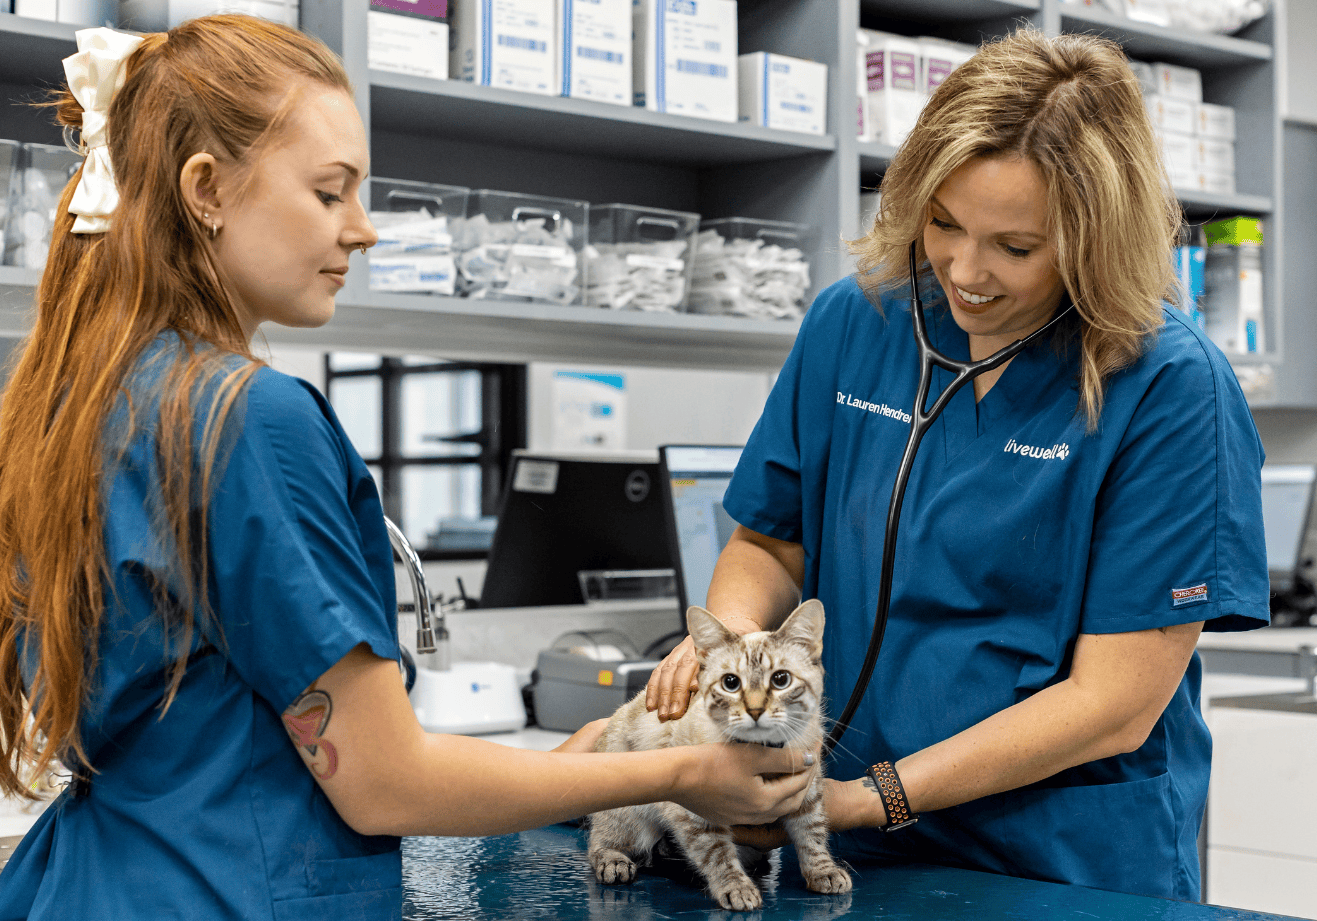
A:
401;824;1302;921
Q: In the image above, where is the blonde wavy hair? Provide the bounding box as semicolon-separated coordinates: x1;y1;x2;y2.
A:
853;27;1181;428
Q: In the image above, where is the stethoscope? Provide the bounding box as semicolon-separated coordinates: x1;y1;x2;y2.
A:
822;241;1076;757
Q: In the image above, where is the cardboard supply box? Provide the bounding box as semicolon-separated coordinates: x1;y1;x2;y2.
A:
856;31;871;140
1203;217;1265;355
919;38;975;95
557;0;630;105
1146;95;1195;136
451;0;556;95
369;11;449;80
1152;61;1202;102
118;0;296;28
738;52;827;135
862;30;922;148
633;0;738;122
1194;101;1236;140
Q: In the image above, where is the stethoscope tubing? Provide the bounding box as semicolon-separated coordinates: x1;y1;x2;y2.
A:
822;242;1075;757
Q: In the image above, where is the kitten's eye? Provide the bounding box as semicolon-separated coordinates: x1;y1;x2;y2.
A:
770;670;792;689
721;674;741;692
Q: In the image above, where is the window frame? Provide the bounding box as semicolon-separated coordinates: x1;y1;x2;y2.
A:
324;355;526;560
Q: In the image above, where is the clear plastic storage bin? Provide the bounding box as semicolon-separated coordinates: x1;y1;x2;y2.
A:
689;217;815;321
584;204;700;312
369;177;470;296
455;190;588;306
2;142;82;270
0;140;19;264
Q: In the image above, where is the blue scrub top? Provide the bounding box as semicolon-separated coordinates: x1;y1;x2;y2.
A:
724;278;1269;902
0;336;403;921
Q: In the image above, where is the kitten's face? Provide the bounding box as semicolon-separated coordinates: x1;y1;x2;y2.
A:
688;601;825;747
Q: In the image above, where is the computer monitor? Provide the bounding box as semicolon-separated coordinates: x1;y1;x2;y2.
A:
1260;464;1316;592
479;452;674;608
659;445;743;613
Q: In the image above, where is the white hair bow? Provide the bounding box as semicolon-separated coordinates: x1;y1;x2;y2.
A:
62;28;145;234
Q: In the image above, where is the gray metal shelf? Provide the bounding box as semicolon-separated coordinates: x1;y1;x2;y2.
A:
370;71;837;167
861;0;1039;21
0;268;799;370
1056;6;1272;68
0;13;76;85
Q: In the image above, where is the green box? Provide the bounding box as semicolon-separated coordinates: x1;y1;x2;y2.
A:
1204;216;1264;247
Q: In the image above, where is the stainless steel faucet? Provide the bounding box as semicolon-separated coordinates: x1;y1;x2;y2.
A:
384;516;450;670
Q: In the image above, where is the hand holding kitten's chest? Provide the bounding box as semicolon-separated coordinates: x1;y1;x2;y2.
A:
587;600;851;911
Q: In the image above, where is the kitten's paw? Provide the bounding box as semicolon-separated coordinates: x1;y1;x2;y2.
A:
711;879;763;911
803;863;852;894
592;853;638;885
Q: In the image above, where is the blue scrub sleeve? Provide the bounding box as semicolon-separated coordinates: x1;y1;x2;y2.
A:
205;369;398;711
1080;325;1269;634
724;285;842;542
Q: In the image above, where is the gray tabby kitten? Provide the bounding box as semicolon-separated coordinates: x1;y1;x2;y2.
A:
587;599;851;911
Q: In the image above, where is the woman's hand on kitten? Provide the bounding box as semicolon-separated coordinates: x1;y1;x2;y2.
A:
646;614;763;722
553;718;610;753
674;743;816;827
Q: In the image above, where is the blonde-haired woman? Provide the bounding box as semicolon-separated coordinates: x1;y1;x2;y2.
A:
648;28;1268;900
0;17;814;919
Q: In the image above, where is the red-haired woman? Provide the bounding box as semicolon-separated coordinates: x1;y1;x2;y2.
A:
0;17;814;919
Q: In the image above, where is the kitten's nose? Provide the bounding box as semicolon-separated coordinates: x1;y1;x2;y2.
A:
746;707;765;722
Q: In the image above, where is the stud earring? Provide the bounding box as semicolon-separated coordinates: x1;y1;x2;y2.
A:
204;211;217;240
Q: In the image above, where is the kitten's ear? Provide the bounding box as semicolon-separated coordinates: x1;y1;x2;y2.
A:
686;606;739;655
774;598;825;657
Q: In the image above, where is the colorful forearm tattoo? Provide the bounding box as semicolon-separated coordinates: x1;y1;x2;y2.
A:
283;687;339;780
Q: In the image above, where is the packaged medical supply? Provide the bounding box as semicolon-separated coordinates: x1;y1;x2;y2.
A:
1125;0;1172;27
737;53;827;135
1145;95;1195;136
1158;131;1196;176
584;203;699;312
451;0;556;96
369;178;469;296
369;11;449;80
0;140;17;261
371;0;447;19
1193;101;1236;140
859;191;882;238
856;31;871;141
688;217;812;321
1193;136;1234;175
633;0;738;123
119;0;297;29
455;190;587;305
862;31;922;148
558;0;630;105
12;0;56;20
1152;61;1203;102
15;0;117;22
919;38;975;96
1202;216;1264;354
1172;223;1206;329
1;142;80;271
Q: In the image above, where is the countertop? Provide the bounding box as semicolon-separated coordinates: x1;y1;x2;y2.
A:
1198;627;1317;652
400;823;1305;921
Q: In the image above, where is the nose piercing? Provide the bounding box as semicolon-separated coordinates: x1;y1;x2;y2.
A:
359;244;368;256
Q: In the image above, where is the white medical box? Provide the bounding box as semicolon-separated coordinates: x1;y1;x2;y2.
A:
632;0;738;122
119;0;297;28
856;31;871;141
1194;101;1236;140
1193;137;1234;175
369;11;449;80
1158;130;1196;175
863;31;922;148
1204;243;1264;354
1152;61;1202;102
451;0;556;96
737;52;827;135
919;38;975;96
1145;95;1195;136
557;0;630;106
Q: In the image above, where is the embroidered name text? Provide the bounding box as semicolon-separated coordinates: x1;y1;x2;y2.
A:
837;391;912;424
1004;438;1070;461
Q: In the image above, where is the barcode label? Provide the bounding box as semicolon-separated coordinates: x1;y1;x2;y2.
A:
513;459;559;494
498;35;547;52
675;59;728;79
577;46;622;64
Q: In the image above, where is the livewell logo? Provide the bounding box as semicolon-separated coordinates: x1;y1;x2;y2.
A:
1004;438;1070;461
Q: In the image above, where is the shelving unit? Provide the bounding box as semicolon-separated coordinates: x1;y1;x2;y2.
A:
0;1;1307;397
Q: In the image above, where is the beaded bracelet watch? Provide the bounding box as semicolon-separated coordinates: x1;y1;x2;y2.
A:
866;761;918;832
